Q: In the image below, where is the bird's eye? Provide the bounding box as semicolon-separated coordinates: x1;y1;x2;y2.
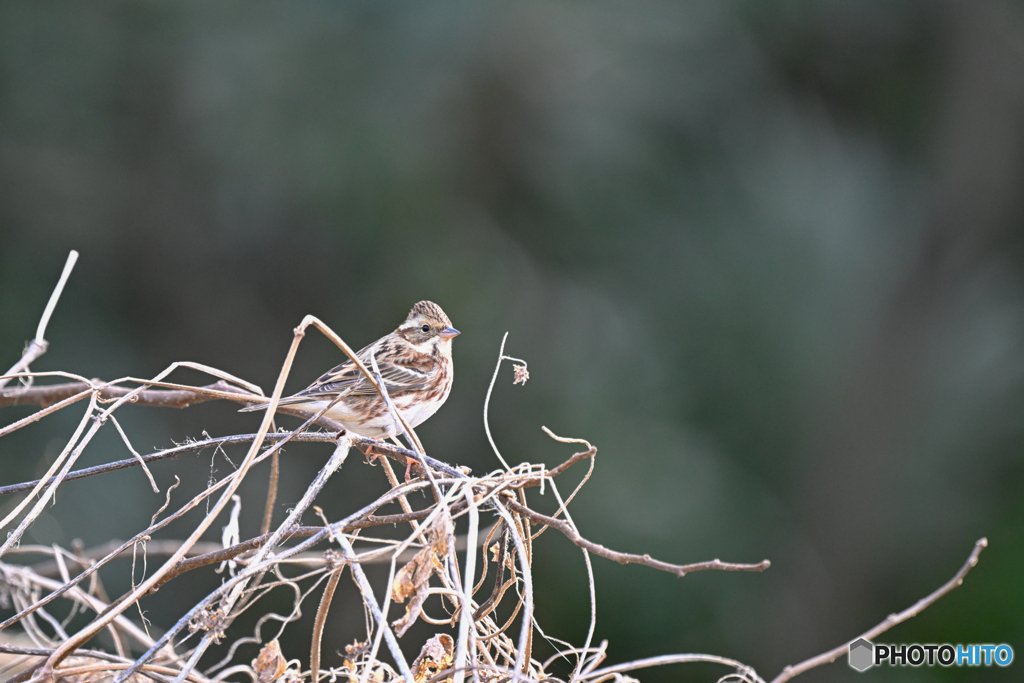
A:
421;324;430;333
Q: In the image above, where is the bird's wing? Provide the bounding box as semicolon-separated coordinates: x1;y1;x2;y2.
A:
295;342;434;399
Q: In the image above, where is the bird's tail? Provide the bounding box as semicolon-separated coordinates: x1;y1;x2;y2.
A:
238;396;307;413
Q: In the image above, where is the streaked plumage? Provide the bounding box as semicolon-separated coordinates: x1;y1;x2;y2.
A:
241;301;459;438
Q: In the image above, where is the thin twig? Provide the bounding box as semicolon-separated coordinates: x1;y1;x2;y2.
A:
770;537;989;683
47;319;311;680
0;431;463;499
323;512;415;682
0;379;259;410
0;395;101;559
580;654;765;683
0;251;78;390
503;497;771;577
260;449;280;536
170;436;354;683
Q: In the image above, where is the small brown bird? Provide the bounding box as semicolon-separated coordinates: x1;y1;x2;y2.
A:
241;301;459;439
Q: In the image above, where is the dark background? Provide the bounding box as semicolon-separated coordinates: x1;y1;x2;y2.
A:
2;1;1023;681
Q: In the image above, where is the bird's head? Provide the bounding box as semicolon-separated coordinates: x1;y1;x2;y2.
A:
397;301;460;352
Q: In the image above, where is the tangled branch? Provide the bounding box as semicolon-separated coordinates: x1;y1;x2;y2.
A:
0;253;989;683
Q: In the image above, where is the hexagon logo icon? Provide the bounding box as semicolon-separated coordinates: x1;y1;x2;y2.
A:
848;638;874;672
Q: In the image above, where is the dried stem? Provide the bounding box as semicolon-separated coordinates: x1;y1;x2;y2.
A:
3;284;985;683
0;251;77;390
770;537;989;683
502;497;771;577
310;559;344;683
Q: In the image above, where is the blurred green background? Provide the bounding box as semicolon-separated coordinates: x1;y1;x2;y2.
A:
2;1;1023;681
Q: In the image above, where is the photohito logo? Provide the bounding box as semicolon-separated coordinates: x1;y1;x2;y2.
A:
848;638;1013;671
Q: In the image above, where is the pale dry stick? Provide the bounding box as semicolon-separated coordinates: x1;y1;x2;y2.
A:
209;664;259;683
321;513;415;683
451;486;481;683
3;549;131;655
513;495;534;667
199;569;327;678
14;591;68;644
0;431;334;498
259;448;280;536
43;320;311;681
109;479;451;683
309;519;344;683
356;551;397;683
582;654;764;683
503;497;771;577
0;564;162;657
483;332;527;471
0;428;463;500
108;413;160;493
0;645;191;683
770;537;989;683
38;661;207;683
0;377;97;524
0;378;257;411
1;425;330;634
0;394;99;558
0;384;92;438
0;250;78;390
541;645;603;675
491;500;535;683
357;481;466;683
171;435;354;683
363;352;423;532
532;427;596;542
543;480;596;683
420;665;544;683
375;446;421;532
1;370;263;554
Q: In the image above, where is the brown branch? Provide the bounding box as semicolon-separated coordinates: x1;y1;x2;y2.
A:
311;558;344;683
144;505;455;592
502;497;770;577
770;537;988;683
0;379;255;409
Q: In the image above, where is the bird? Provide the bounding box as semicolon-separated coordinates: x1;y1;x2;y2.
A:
241;301;459;440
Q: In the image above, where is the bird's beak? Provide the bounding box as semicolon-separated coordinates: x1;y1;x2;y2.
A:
439;326;460;339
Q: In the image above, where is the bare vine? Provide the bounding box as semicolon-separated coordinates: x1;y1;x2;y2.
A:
0;253;988;683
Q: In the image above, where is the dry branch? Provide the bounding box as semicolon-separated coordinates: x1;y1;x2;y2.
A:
503;497;771;577
770;537;989;683
1;261;991;683
0;379;252;409
0;251;77;391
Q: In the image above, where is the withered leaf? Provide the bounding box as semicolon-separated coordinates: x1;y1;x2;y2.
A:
412;633;455;683
252;639;287;683
391;517;451;636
